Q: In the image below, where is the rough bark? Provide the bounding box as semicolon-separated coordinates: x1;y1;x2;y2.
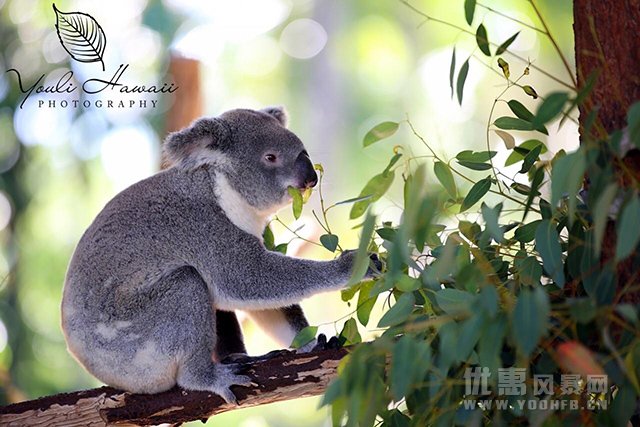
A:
574;0;640;304
0;347;348;427
574;0;640;133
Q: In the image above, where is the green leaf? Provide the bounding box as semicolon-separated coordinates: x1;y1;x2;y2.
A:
514;220;542;243
434;161;457;198
481;202;504;243
349;171;395;219
391;336;431;401
475;23;491;56
363;121;399;147
449;48;456;98
456;150;497;162
356;280;376;326
288;186;303;219
460;177;492;212
494;116;534;131
339;318;361;345
457;161;492;170
435;288;475;315
348;212;376;286
505;139;547;166
263;225;275;250
377;292;415;327
593;184;617;257
550;150;585;221
512;286;549;356
320;233;339;252
456;58;470;105
508;100;534;121
464;0;476;25
459;220;481;243
383;153;403;175
333;194;373;206
290;325;318;348
375;227;396;241
495;32;519;55
532;92;569;128
616;195;640;261
519;143;543;173
627;101;640;148
535;220;565;287
517;256;543;286
523;85;539;99
273;243;288;254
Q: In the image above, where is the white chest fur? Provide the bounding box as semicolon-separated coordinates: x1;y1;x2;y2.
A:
214;173;270;238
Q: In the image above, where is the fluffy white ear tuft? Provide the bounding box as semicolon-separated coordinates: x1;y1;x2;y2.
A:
261;106;288;127
163;117;230;169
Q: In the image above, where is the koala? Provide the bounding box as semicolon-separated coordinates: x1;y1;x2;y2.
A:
61;107;375;404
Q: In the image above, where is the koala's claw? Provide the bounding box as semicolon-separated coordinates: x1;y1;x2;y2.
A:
217;373;252;405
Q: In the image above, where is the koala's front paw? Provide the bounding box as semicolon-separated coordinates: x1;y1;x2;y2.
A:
366;253;383;277
311;333;343;351
340;250;383;280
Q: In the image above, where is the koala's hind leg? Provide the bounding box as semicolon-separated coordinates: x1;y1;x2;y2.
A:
149;267;250;403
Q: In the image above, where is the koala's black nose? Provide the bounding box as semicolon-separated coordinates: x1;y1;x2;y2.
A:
295;151;318;189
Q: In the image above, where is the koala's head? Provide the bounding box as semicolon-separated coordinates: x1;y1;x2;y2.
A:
163;106;317;212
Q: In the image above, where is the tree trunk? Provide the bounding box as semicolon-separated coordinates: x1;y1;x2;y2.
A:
573;0;640;304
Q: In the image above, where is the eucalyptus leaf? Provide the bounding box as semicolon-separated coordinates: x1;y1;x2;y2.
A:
457;58;470;105
435;288;475;315
464;0;476;25
512;286;549;356
287;186;303;219
363;121;399;147
475;24;491;56
460;177;492;212
496;32;519;55
616;195;640;262
494;129;515;149
535;220;565;287
434;161;457;198
320;233;339;252
449;48;456;98
291;325;318;348
350;171;395;219
378;292;415;327
593;184;617;257
532;92;569;128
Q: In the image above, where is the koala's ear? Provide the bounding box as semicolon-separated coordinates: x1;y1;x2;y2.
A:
162;117;230;169
260;106;288;127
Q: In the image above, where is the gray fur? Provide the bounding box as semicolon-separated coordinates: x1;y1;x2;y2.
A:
61;107;365;403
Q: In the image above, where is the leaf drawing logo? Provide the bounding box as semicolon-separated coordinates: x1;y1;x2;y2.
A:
53;4;106;71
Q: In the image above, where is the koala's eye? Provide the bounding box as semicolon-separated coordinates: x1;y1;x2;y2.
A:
265;154;277;163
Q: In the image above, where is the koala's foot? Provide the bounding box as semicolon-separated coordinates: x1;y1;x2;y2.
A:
177;361;251;405
311;333;343;352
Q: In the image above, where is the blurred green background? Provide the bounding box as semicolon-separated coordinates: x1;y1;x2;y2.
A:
0;0;577;425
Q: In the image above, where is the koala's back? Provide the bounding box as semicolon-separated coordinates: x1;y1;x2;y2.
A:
61;167;236;356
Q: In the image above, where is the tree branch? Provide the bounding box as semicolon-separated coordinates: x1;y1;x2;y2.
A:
0;347;348;426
